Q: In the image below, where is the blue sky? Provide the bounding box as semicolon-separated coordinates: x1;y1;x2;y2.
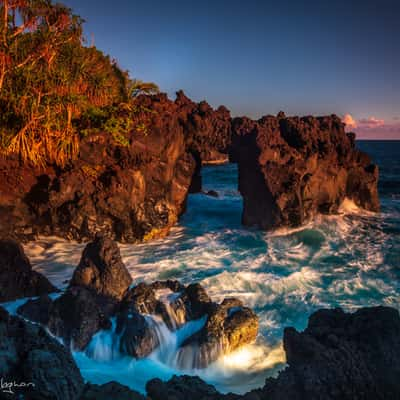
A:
63;0;400;138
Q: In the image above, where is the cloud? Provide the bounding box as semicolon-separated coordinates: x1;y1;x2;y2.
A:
343;113;357;129
342;114;400;139
358;116;385;128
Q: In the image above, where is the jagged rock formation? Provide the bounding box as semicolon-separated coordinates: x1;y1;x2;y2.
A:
70;234;132;301
116;280;258;364
230;114;379;230
0;239;58;302
0;307;84;400
146;306;400;400
15;238;258;360
262;306;400;400
178;297;259;368
0;91;232;243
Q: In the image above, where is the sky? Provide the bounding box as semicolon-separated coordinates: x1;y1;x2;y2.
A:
62;0;400;139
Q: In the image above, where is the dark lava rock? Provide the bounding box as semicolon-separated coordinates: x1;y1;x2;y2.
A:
230;114;380;230
0;239;58;302
46;286;112;350
81;381;145;400
117;311;159;358
0;91;232;243
17;294;53;325
146;375;221;400
178;298;259;368
121;282;159;315
70;235;132;301
204;190;219;198
262;306;400;400
0;306;84;400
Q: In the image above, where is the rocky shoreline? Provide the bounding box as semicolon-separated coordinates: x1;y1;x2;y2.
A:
1;237;400;399
0;91;379;244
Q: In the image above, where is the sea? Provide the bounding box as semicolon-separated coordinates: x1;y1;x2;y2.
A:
6;140;400;395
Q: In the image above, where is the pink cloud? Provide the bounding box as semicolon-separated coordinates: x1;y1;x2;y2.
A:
343;113;357;129
358;116;385;128
343;114;400;140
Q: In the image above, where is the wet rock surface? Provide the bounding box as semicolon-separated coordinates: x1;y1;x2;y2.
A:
230;114;380;230
70;234;132;301
146;307;400;400
178;298;259;368
0;306;84;400
0;239;58;302
46;286;113;350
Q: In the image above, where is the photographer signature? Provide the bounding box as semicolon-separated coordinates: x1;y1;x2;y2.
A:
0;378;35;395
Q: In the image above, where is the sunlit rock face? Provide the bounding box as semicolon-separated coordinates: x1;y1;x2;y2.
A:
0;91;232;243
230;113;379;230
116;280;259;366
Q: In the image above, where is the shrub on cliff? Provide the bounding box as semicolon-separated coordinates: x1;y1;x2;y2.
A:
0;0;158;166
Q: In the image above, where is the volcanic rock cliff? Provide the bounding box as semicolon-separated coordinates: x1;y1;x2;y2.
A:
0;93;379;242
230;113;379;229
0;92;230;243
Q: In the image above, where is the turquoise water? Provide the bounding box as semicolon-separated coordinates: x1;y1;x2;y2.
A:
20;140;400;394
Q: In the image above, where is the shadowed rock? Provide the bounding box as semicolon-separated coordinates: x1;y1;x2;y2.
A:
0;307;84;400
46;286;112;350
262;306;400;400
70;235;132;301
117;311;159;358
81;382;145;400
0;239;58;302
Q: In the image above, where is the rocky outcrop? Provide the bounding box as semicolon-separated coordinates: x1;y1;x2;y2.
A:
262;306;400;400
0;306;84;400
70;234;132;301
177;298;259;368
0;239;58;302
230;114;380;230
146;307;400;400
0;91;233;243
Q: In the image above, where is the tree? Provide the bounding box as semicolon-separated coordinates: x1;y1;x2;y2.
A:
0;0;159;166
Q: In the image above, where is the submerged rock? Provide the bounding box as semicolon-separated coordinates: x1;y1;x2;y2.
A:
0;306;84;400
70;234;132;301
230;114;380;230
0;239;58;302
117;311;159;358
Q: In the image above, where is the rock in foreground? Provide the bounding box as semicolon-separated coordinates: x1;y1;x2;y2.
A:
70;234;132;301
263;306;400;400
0;307;84;400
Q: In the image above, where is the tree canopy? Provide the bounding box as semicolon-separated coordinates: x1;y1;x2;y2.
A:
0;0;158;166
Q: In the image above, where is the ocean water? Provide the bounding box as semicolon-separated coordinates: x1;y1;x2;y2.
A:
17;140;400;394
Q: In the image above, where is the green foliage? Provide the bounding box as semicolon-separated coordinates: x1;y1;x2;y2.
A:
0;0;158;166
